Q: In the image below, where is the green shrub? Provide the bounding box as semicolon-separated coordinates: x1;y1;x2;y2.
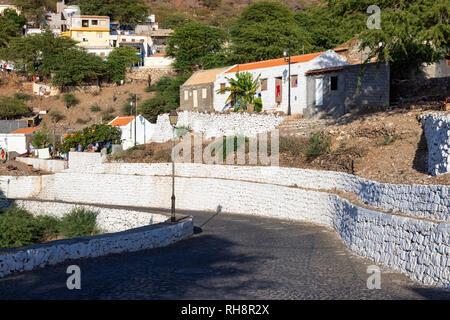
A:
76;117;89;124
305;132;331;160
49;110;65;123
0;96;30;120
90;104;101;112
34;215;60;240
62;93;80;108
279;136;308;156
14;92;31;101
58;207;100;238
3;204;33;219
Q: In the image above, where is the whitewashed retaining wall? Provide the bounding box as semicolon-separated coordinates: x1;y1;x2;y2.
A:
0;216;193;279
150;111;284;143
8;173;448;288
15;200;168;233
64;163;449;222
16;157;68;173
421;113;450;175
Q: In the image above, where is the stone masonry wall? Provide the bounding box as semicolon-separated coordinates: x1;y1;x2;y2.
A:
421;112;450;176
150;111;285;143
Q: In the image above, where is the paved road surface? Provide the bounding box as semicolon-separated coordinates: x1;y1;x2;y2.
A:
0;208;448;300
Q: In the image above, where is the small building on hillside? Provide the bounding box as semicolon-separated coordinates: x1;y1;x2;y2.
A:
304;63;390;117
108;115;154;150
213;50;350;115
144;53;173;69
0;127;40;154
180;67;229;112
61;15;112;57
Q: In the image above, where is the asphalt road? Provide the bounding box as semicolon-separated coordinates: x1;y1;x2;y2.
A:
0;208;448;300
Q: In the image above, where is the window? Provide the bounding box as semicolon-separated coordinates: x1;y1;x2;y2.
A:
261;78;268;91
82;20;89;27
96;33;103;39
330;76;338;91
77;32;83;38
220;83;226;94
91;20;98;26
99;20;107;26
291;75;298;88
202;88;207;99
184;90;188;101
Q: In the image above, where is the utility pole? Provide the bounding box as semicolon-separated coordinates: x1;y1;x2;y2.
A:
134;93;137;147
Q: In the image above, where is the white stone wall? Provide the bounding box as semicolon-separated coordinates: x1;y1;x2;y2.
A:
421;113;450;175
68;152;104;170
16;157;68;173
60;163;449;222
15;200;169;233
0;163;448;287
0;217;193;279
150;111;284;142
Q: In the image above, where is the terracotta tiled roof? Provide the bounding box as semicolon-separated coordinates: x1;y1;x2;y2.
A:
183;67;229;86
108;116;135;127
151;53;166;58
10;127;40;134
225;52;324;74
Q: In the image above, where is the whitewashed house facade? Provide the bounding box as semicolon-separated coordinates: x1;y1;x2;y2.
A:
108;115;154;150
213;50;349;115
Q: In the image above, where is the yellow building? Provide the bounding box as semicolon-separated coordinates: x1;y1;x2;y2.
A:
61;15;112;57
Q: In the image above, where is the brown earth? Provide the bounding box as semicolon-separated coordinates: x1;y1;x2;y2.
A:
109;103;450;186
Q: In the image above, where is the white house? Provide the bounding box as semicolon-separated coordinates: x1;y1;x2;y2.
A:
108;115;154;150
213;50;349;115
0;127;40;155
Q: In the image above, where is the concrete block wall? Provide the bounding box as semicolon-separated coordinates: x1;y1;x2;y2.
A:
421;113;450;175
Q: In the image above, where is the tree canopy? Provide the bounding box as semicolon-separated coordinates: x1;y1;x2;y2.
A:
106;46;141;83
76;0;149;25
0;31;77;78
0;96;30;120
49;48;107;88
12;0;55;24
166;22;228;72
0;9;27;48
228;1;312;64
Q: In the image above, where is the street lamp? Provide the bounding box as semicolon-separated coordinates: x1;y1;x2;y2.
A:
169;110;178;222
283;45;292;116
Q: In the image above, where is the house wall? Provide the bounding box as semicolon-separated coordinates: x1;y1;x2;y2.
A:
120;116;156;150
213;50;349;115
0;134;29;154
0;120;27;134
305;63;390;117
180;83;215;112
421;59;450;79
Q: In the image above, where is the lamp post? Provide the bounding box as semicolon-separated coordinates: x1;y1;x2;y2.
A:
169;110;179;222
283;46;291;116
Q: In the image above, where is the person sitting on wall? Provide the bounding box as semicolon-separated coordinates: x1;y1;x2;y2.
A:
77;143;83;152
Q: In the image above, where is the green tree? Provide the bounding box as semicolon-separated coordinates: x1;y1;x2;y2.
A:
0;9;27;48
228;1;311;64
78;0;149;25
60;123;122;153
215;72;261;112
139;73;191;122
0;96;30;119
49;48;107;88
166;22;228;72
106;46;141;84
0;31;76;78
12;0;55;24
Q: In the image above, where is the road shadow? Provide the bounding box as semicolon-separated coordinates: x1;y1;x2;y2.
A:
0;232;272;300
